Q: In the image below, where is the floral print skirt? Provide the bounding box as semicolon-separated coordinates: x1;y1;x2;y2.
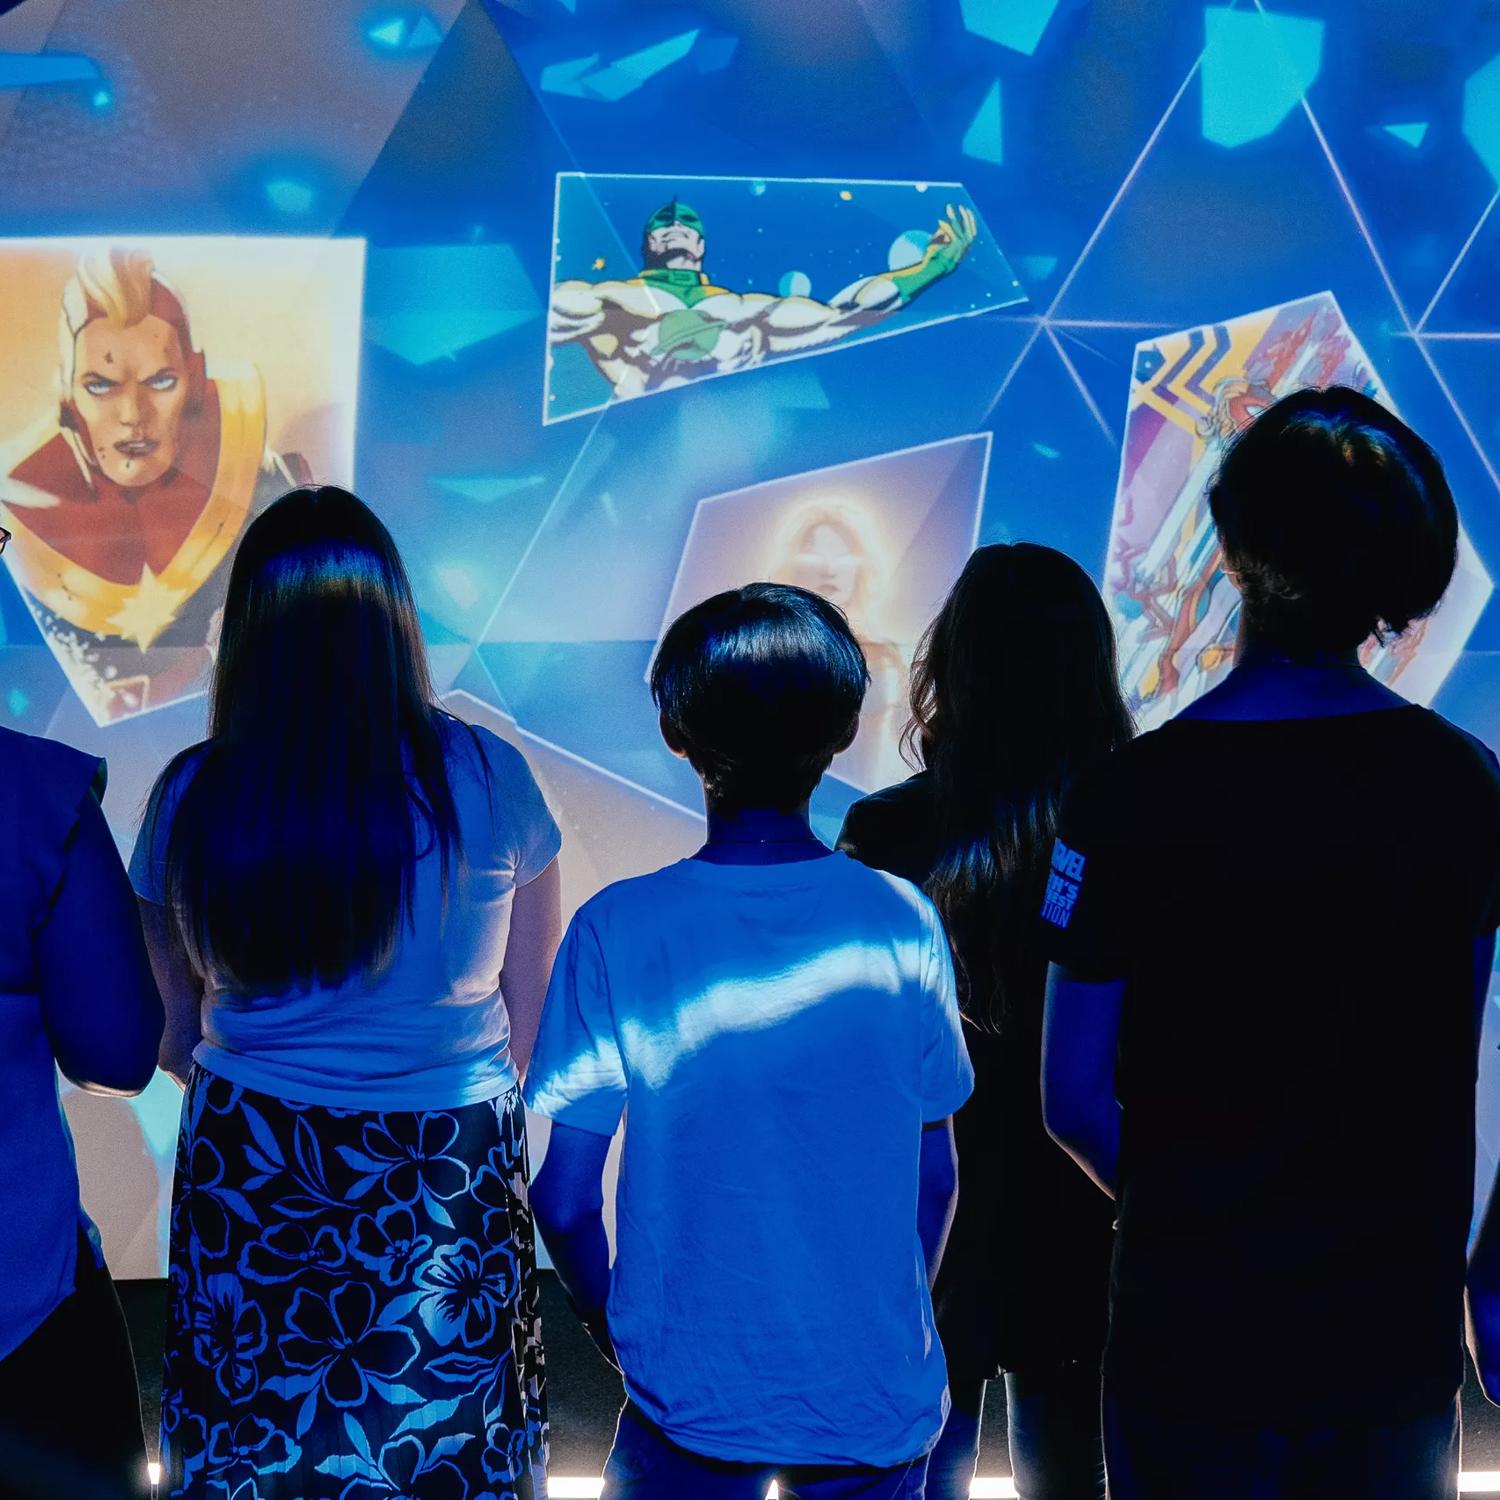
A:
161;1065;547;1500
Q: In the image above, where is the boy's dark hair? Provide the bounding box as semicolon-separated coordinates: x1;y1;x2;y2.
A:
651;583;868;810
1208;385;1457;651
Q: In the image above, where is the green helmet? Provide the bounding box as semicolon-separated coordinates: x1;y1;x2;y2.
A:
644;197;704;238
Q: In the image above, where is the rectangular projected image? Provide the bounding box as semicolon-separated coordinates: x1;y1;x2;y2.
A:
544;172;1025;422
0;237;364;727
0;237;364;1279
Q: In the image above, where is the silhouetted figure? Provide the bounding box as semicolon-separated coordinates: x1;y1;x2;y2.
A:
840;543;1132;1500
1041;388;1500;1499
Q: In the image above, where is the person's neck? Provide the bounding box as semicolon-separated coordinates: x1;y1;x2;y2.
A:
1176;625;1406;721
1234;635;1363;671
694;801;831;865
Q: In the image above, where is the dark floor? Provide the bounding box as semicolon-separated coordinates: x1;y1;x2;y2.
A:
118;1273;1500;1480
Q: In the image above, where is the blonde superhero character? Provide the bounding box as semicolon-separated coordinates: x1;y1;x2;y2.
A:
549;198;978;403
766;500;907;791
0;248;309;723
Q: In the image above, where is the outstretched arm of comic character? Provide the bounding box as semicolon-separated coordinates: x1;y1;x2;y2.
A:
749;203;978;354
549;278;612;343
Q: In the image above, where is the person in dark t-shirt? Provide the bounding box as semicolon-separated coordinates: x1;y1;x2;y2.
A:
1041;386;1500;1499
840;543;1132;1500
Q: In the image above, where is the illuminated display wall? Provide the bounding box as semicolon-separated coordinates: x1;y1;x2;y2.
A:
0;0;1496;1274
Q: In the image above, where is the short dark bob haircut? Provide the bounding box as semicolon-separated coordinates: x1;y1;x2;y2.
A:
1208;385;1457;652
651;582;868;811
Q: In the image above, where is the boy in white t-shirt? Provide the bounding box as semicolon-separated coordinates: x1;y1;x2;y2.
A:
525;583;974;1500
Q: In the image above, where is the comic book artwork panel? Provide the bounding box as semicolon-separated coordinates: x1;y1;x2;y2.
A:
0;238;363;727
657;433;990;794
544;173;1025;422
1108;291;1493;731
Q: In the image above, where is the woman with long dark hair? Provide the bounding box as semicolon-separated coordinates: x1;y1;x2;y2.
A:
132;487;561;1499
838;542;1132;1500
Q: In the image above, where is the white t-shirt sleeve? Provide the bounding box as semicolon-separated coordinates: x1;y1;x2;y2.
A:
128;755;197;906
471;726;562;885
917;902;974;1122
523;911;628;1136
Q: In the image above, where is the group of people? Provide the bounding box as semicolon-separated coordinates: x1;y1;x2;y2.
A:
1;384;1498;1500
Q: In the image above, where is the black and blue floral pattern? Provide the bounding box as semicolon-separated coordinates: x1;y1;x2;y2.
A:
162;1068;547;1500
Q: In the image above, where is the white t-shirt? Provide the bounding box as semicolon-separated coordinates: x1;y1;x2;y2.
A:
524;850;974;1467
130;723;560;1109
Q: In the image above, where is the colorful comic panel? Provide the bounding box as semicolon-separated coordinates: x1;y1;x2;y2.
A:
544;173;1024;422
657;433;990;793
0;238;363;727
1108;291;1494;731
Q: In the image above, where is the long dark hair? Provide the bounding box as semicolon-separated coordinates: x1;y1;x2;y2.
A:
154;486;465;992
906;543;1133;1033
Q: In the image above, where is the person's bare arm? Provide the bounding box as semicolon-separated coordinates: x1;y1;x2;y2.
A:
138;897;204;1088
38;795;163;1095
1042;963;1125;1198
501;857;563;1083
531;1121;617;1367
918;1116;959;1287
1462;933;1500;1400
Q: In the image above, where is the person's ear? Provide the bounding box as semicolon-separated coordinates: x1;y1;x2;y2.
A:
832;713;860;755
659;712;690;761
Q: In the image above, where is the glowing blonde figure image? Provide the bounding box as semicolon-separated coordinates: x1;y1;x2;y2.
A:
0;248;310;724
766;501;907;790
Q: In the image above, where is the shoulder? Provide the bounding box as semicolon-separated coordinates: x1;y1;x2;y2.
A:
141;741;212;830
0;729;104;887
840;774;937;872
0;724;100;790
1410;709;1500;793
444;719;546;797
826;849;939;928
845;773;934;822
562;863;697;948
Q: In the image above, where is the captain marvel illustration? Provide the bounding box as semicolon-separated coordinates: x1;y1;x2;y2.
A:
0;247;309;723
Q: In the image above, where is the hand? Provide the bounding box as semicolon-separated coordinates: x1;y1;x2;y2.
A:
1468;1284;1500;1403
920;203;978;279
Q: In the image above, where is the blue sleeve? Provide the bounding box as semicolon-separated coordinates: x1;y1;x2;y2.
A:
523;911;628;1137
129;762;185;906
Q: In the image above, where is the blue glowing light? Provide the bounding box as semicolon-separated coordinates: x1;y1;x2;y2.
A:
1464;54;1500;186
0;53;102;88
1018;253;1059;282
960;0;1063;56
90;88;112;110
1383;121;1429;149
368;16;408;49
264;178;316;214
432;474;548;504
364;243;543;366
961;80;1004;166
5;689;29;719
1200;6;1324;149
366;10;444;54
540;29;702;101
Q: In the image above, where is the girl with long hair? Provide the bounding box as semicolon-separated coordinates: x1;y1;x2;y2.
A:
132;487;561;1499
839;542;1133;1500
